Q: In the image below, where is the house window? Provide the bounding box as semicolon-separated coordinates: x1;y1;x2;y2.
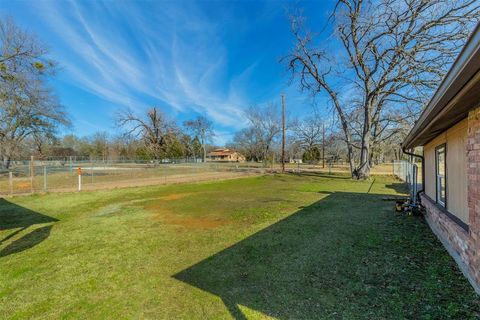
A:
435;144;446;207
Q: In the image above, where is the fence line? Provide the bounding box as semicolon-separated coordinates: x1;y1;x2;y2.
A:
0;159;395;196
0;160;271;195
393;160;422;201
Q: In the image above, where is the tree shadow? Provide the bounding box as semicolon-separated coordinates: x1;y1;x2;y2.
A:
287;172;351;179
0;225;53;257
0;198;57;257
385;182;410;194
173;191;476;319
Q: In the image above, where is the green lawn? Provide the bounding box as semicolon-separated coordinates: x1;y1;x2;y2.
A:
0;174;478;319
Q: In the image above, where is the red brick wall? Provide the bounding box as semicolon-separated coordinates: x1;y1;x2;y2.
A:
419;108;480;294
467;107;480;288
421;193;472;270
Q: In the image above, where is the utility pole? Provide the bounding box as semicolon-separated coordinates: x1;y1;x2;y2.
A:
281;94;286;173
322;123;325;168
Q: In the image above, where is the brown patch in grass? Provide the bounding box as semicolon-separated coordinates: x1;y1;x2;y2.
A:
144;194;230;229
17;182;31;190
158;193;190;201
161;212;230;229
143;193;191;212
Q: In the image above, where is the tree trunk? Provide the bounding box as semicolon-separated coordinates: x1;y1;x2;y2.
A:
346;143;355;178
354;100;373;180
201;134;206;163
368;149;375;168
355;145;370;179
333;109;355;177
262;146;269;168
3;155;11;169
355;125;372;179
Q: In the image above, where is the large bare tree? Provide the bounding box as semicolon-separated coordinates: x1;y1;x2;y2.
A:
232;127;263;162
286;0;480;178
292;113;327;164
231;104;282;163
0;18;69;167
293;115;323;151
245;104;282;165
117;107;178;160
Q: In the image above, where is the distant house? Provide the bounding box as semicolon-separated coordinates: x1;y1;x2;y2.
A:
207;148;245;162
402;23;480;294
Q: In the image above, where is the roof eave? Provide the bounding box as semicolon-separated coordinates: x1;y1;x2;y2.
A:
402;23;480;149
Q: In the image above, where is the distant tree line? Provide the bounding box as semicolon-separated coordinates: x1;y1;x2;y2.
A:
11;111;214;164
229;102;401;166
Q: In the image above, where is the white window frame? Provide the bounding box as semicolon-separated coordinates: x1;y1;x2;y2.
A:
435;144;446;207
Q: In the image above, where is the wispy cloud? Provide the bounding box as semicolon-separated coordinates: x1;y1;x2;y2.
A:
0;0;332;143
30;0;271;133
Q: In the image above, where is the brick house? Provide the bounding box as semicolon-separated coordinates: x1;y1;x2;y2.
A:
402;24;480;294
206;148;246;162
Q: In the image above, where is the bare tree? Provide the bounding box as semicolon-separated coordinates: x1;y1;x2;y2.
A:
286;138;303;162
0;18;69;167
180;134;202;161
184;116;214;163
232;127;263;162
28;131;57;158
231;104;283;163
285;0;480;178
245;104;282;165
292;114;325;156
117;107;177;160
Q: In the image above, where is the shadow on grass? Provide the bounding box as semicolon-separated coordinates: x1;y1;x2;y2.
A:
287;171;351;179
385;182;410;194
0;198;57;257
173;192;479;319
0;225;53;257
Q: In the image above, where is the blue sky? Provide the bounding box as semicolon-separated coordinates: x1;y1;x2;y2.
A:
1;0;334;144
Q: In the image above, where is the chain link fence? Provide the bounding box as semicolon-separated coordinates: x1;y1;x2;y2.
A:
393;160;422;201
0;159;269;195
0;157;397;196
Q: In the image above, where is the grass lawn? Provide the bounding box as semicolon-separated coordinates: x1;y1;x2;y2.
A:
0;174;478;319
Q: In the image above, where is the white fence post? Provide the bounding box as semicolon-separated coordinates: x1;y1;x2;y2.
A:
77;167;82;191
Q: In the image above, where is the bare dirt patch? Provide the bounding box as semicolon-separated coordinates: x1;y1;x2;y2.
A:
158;193;191;201
145;197;230;230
